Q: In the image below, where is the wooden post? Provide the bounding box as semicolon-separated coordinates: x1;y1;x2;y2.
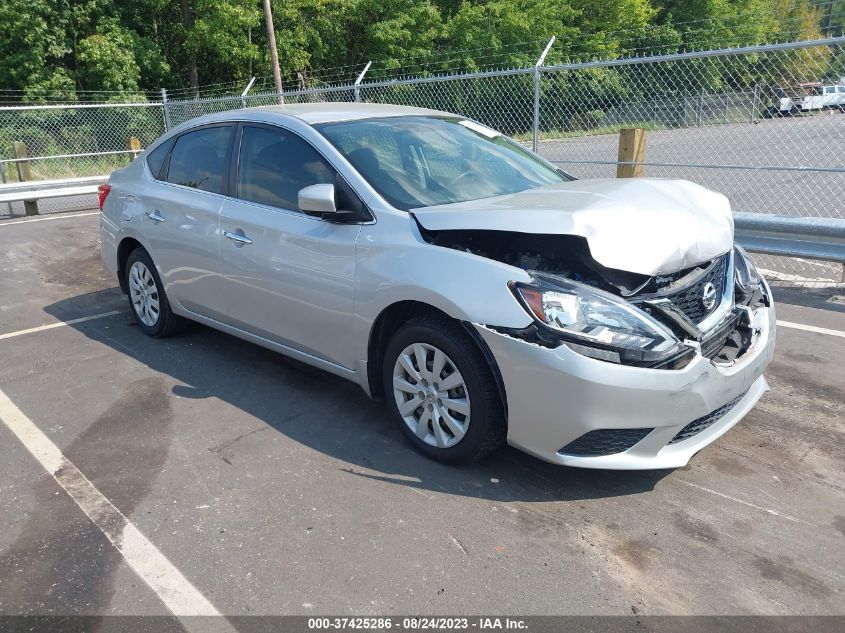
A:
13;141;38;216
128;136;141;161
616;128;646;178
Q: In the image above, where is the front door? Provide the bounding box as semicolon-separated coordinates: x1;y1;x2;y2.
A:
219;124;361;370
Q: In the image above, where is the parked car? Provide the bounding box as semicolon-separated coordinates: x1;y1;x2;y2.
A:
99;103;776;469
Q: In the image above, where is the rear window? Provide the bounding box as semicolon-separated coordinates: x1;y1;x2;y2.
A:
164;126;233;194
145;139;173;179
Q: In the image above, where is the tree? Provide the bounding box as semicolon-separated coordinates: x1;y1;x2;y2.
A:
189;0;262;87
77;28;142;94
0;0;68;97
75;19;170;95
0;0;835;101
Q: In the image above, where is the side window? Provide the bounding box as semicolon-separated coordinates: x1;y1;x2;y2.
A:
145;138;173;179
164;126;233;194
237;125;336;211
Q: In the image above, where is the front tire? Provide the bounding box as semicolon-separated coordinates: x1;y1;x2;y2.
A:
125;247;186;337
382;316;506;464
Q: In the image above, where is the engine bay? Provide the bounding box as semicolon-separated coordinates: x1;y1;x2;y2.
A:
417;227;650;296
418;225;768;367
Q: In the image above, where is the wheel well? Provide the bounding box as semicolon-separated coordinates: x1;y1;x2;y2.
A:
366;301;508;418
116;237;144;294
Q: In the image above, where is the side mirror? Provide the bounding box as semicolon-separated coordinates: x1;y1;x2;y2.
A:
298;183;337;214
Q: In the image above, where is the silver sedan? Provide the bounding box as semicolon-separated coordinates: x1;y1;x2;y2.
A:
99;103;775;469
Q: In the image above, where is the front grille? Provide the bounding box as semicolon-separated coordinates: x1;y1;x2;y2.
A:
668;391;747;445
559;428;653;457
663;253;729;324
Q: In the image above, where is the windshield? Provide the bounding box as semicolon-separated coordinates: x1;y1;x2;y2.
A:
315;116;570;210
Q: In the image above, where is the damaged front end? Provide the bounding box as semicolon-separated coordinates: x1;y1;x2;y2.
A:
419;226;770;370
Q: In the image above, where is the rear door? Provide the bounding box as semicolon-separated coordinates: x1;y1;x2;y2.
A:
140;124;235;320
218;123;362;369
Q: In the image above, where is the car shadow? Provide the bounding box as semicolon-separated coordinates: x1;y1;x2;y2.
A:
45;288;672;504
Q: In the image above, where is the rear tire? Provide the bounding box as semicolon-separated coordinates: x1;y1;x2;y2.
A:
125;247;186;338
382;316;505;464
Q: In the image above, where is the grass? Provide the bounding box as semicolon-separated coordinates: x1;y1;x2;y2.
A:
0;153;134;183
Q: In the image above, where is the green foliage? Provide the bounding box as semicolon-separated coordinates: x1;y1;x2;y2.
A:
0;0;835;101
0;0;62;93
76;21;144;93
189;0;262;84
23;68;79;103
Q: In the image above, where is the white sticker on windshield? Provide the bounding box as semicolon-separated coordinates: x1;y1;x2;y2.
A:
458;119;500;138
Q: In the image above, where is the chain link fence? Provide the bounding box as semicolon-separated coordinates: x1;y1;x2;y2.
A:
531;39;845;282
1;37;843;280
0;102;164;213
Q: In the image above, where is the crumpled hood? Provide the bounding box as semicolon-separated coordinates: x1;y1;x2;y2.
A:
411;178;734;276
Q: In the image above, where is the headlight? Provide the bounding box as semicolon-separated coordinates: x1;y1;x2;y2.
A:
512;275;682;364
733;244;765;302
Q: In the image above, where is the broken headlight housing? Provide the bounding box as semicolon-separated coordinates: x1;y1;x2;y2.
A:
733;244;769;306
512;274;685;365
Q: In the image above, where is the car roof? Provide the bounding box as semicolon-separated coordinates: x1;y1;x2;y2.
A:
197;102;455;126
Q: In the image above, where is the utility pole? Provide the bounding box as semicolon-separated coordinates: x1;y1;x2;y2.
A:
180;0;198;96
262;0;284;104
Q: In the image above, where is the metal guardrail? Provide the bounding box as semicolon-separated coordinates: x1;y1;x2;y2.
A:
0;175;107;205
0;176;842;269
734;212;845;264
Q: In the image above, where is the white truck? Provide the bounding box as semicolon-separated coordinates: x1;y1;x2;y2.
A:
768;79;845;116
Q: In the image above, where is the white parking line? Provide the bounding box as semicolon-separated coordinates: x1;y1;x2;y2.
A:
677;480;816;527
0;211;99;226
777;320;845;339
0;310;124;341
0;389;236;633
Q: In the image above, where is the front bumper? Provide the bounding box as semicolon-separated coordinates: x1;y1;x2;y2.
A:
476;303;776;469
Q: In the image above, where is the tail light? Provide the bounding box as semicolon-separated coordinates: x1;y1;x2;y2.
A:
97;184;111;210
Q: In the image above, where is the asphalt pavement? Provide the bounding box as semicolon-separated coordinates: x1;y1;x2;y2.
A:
0;211;842;619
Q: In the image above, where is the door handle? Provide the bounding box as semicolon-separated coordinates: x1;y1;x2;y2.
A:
145;210;165;223
223;230;254;246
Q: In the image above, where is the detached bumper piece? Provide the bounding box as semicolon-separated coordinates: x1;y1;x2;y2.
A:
668;390;748;445
559;428;653;457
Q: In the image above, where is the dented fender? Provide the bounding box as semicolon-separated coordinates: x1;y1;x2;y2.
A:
352;210;534;385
